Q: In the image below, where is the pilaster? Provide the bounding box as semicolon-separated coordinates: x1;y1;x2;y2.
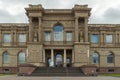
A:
84;17;88;42
75;17;79;42
29;17;33;42
63;31;66;42
13;30;17;43
39;17;42;42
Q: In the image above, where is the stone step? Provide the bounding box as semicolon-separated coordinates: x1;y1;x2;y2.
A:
30;67;84;76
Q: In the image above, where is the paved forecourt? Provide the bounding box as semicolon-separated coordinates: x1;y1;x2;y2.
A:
0;75;120;80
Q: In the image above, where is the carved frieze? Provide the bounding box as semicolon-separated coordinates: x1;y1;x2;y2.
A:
43;21;74;28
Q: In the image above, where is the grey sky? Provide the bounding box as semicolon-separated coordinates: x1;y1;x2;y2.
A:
0;0;120;24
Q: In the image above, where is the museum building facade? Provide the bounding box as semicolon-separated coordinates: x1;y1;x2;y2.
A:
0;4;120;74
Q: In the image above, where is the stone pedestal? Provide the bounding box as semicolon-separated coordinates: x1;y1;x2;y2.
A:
81;64;97;76
18;64;36;76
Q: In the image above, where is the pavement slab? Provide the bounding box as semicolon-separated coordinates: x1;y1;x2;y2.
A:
0;75;120;80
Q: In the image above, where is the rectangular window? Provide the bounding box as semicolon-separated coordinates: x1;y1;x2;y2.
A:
4;34;11;42
91;34;98;43
66;32;72;41
45;32;51;41
4;69;10;73
54;32;63;41
19;34;26;42
106;34;112;43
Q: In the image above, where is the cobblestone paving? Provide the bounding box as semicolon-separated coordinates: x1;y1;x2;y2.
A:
0;75;120;80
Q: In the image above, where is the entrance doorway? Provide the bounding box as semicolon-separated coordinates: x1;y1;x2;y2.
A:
67;58;71;67
55;54;63;67
45;49;72;67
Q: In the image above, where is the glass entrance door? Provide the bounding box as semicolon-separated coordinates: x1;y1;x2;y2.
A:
47;57;51;67
55;54;63;67
66;58;71;67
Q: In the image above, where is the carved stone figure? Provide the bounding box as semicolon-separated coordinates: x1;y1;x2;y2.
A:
34;32;38;42
80;31;83;42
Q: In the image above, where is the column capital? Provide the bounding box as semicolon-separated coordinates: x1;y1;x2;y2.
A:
38;16;42;18
85;16;88;19
75;16;79;19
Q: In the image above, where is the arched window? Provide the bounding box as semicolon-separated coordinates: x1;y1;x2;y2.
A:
54;25;63;41
107;53;114;63
18;52;26;64
3;52;10;64
92;52;99;64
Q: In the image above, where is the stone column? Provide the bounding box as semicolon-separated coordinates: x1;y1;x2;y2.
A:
51;49;54;63
84;17;88;42
75;17;79;42
29;17;33;42
39;17;42;42
64;49;66;67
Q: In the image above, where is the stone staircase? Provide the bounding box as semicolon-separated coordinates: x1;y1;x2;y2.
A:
30;67;85;76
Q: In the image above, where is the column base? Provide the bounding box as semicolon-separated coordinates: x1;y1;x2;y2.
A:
63;63;66;67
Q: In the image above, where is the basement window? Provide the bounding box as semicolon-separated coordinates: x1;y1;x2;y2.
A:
96;68;100;72
108;69;114;72
4;69;10;73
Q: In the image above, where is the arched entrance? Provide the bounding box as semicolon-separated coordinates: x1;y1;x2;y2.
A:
55;54;63;67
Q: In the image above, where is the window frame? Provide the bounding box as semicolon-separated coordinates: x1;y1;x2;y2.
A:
3;33;11;43
107;53;114;64
18;52;26;64
92;52;99;64
91;34;99;43
3;52;10;64
18;34;27;42
45;31;51;41
106;34;113;43
66;32;72;41
54;25;63;41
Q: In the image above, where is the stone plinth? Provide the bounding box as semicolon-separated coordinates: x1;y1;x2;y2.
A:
81;64;97;76
18;64;36;76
